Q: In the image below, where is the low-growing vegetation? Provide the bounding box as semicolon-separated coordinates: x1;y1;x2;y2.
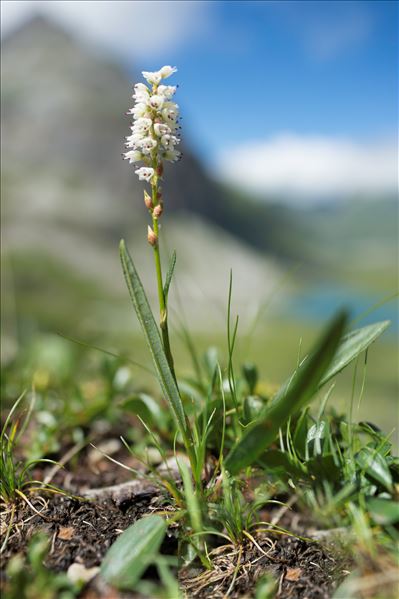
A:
1;65;398;599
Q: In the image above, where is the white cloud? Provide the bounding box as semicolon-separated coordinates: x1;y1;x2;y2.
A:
217;134;398;201
1;1;210;58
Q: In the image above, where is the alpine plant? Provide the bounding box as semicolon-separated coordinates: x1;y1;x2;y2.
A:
122;65;181;377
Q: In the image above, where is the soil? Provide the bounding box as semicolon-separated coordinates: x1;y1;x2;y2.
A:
181;533;347;599
0;443;351;599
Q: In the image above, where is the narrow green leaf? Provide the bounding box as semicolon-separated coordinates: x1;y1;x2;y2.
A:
101;515;166;590
163;250;176;302
367;497;399;525
356;446;393;492
305;454;341;483
319;320;390;387
179;460;202;534
225;311;348;474
242;362;258;395
156;558;183;599
292;408;310;457
258;449;303;477
121;393;165;429
120;240;190;445
273;321;390;407
243;395;264;424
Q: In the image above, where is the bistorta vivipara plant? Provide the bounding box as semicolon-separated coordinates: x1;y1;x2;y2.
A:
106;64;395;593
123;65;180;380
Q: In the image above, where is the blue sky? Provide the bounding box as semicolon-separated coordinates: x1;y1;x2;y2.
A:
167;1;398;157
2;0;398;199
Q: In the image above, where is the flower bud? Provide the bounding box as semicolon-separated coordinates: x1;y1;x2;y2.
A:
144;190;153;210
147;225;158;246
153;203;163;218
156;163;164;177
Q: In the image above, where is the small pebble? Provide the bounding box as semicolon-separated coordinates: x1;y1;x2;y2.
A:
67;562;100;584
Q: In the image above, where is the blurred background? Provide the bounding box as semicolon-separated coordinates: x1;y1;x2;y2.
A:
1;1;398;435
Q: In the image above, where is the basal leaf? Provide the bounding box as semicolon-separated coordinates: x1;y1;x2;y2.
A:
121;393;166;429
356;446;393;492
305;454;341;483
101;515;166;589
319;320;390;387
273;321;390;407
243;395;264;424
367;497;399;525
224;311;348;474
257;449;303;477
120;240;191;448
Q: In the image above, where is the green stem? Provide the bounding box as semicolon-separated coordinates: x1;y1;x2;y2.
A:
147;150;196;475
151;178;176;383
151;208;198;476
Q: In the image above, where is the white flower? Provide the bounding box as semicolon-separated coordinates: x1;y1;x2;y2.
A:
149;94;165;110
138;136;157;154
163;101;179;112
125;132;145;148
142;70;162;85
154;123;171;137
159;65;177;79
132;82;150;102
135;167;155;182
123;150;142;163
133;91;149;103
142;66;176;86
162;103;179;125
133;82;149;95
161;134;179;149
158;85;176;99
164;149;181;163
132;117;152;134
130;102;149;119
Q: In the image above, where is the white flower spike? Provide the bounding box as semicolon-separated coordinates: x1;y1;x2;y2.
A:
123;65;181;185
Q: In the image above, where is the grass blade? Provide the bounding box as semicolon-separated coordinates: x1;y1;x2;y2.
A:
224;311;348;474
120;240;192;452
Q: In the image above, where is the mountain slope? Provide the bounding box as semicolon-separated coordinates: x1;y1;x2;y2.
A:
1;16;282;342
1;16;225;236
